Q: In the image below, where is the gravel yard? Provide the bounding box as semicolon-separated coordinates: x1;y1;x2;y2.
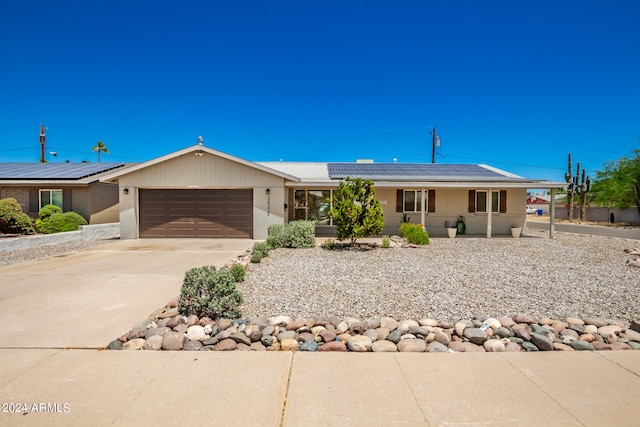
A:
238;229;640;323
2;230;638;324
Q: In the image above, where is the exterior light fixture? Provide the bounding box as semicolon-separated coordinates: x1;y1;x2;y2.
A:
265;188;270;195
195;151;204;157
123;188;129;195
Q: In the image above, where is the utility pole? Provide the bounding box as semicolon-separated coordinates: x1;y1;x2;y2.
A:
39;124;47;163
430;126;440;164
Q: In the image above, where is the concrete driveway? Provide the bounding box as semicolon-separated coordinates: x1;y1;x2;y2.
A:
0;239;254;348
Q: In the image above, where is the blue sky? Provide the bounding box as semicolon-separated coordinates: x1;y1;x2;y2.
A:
1;1;638;182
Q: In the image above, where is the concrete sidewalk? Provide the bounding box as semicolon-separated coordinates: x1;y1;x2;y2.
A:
1;350;639;426
1;238;639;426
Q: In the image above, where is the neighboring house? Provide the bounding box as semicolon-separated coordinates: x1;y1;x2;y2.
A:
100;145;565;239
526;194;567;215
0;162;130;224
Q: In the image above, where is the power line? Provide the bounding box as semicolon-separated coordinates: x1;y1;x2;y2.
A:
0;147;34;152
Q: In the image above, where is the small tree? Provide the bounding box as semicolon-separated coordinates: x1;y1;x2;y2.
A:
92;140;109;163
591;149;640;216
328;177;384;246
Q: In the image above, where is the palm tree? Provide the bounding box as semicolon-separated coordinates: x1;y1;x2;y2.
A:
91;140;109;163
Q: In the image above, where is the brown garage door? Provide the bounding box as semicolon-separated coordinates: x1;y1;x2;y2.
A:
139;189;253;238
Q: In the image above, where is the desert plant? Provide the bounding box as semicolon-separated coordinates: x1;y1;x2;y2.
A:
251;241;270;263
266;223;285;249
400;213;411;224
228;263;246;282
0;198;34;235
321;238;336;250
381;235;391;248
401;223;429;245
178;266;243;319
328;177;384;246
280;220;316;248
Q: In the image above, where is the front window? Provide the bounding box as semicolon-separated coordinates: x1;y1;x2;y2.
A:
294;190;332;225
476;191;499;213
403;190;425;212
40;189;63;210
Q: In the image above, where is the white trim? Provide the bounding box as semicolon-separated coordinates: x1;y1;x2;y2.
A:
284;180;566;189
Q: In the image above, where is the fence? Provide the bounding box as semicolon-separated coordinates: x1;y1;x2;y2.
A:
554;207;640;224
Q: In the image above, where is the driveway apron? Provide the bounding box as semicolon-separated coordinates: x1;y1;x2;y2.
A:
0;239;253;348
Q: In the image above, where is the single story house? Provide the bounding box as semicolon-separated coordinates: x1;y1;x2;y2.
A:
0;162;130;224
100;145;566;239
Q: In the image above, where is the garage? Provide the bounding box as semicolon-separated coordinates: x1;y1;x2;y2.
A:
139;189;253;238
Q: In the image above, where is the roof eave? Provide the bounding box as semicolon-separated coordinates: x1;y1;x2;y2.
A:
285;180;567;189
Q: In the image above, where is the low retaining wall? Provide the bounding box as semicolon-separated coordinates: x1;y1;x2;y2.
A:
0;223;120;253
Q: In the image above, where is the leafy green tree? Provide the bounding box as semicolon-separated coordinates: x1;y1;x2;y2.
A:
328;177;384;246
591;149;640;215
91;140;109;162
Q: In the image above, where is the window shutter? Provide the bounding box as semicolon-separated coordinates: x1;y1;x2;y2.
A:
427;189;436;213
499;190;507;213
29;188;39;213
468;190;476;213
63;189;73;212
396;189;403;212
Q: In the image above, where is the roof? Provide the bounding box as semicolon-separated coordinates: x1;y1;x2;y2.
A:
257;162;333;183
93;144;565;189
100;145;300;182
0;162;131;185
327;163;522;181
0;162;126;180
259;161;565;188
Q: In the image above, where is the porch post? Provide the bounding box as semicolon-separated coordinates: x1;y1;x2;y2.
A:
420;188;425;226
486;189;492;238
549;188;556;239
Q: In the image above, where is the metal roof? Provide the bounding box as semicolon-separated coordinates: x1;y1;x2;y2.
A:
0;162;126;180
257;162;332;182
327;163;521;181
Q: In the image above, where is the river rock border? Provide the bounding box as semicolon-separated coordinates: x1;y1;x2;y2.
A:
108;298;640;352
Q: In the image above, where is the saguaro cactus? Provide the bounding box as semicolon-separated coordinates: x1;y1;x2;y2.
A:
574;163;591;221
565;153;575;220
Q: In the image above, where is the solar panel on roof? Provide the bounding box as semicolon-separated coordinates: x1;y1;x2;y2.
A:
0;162;125;179
327;163;516;180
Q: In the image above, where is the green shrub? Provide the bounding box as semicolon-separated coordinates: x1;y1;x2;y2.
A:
0;198;35;235
266;223;284;249
37;211;88;234
38;204;62;221
228;263;246;282
251;241;270;263
401;213;411;224
178;266;243;319
403;224;429;245
381;235;391;248
280;220;316;248
321;238;336;250
399;222;412;238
